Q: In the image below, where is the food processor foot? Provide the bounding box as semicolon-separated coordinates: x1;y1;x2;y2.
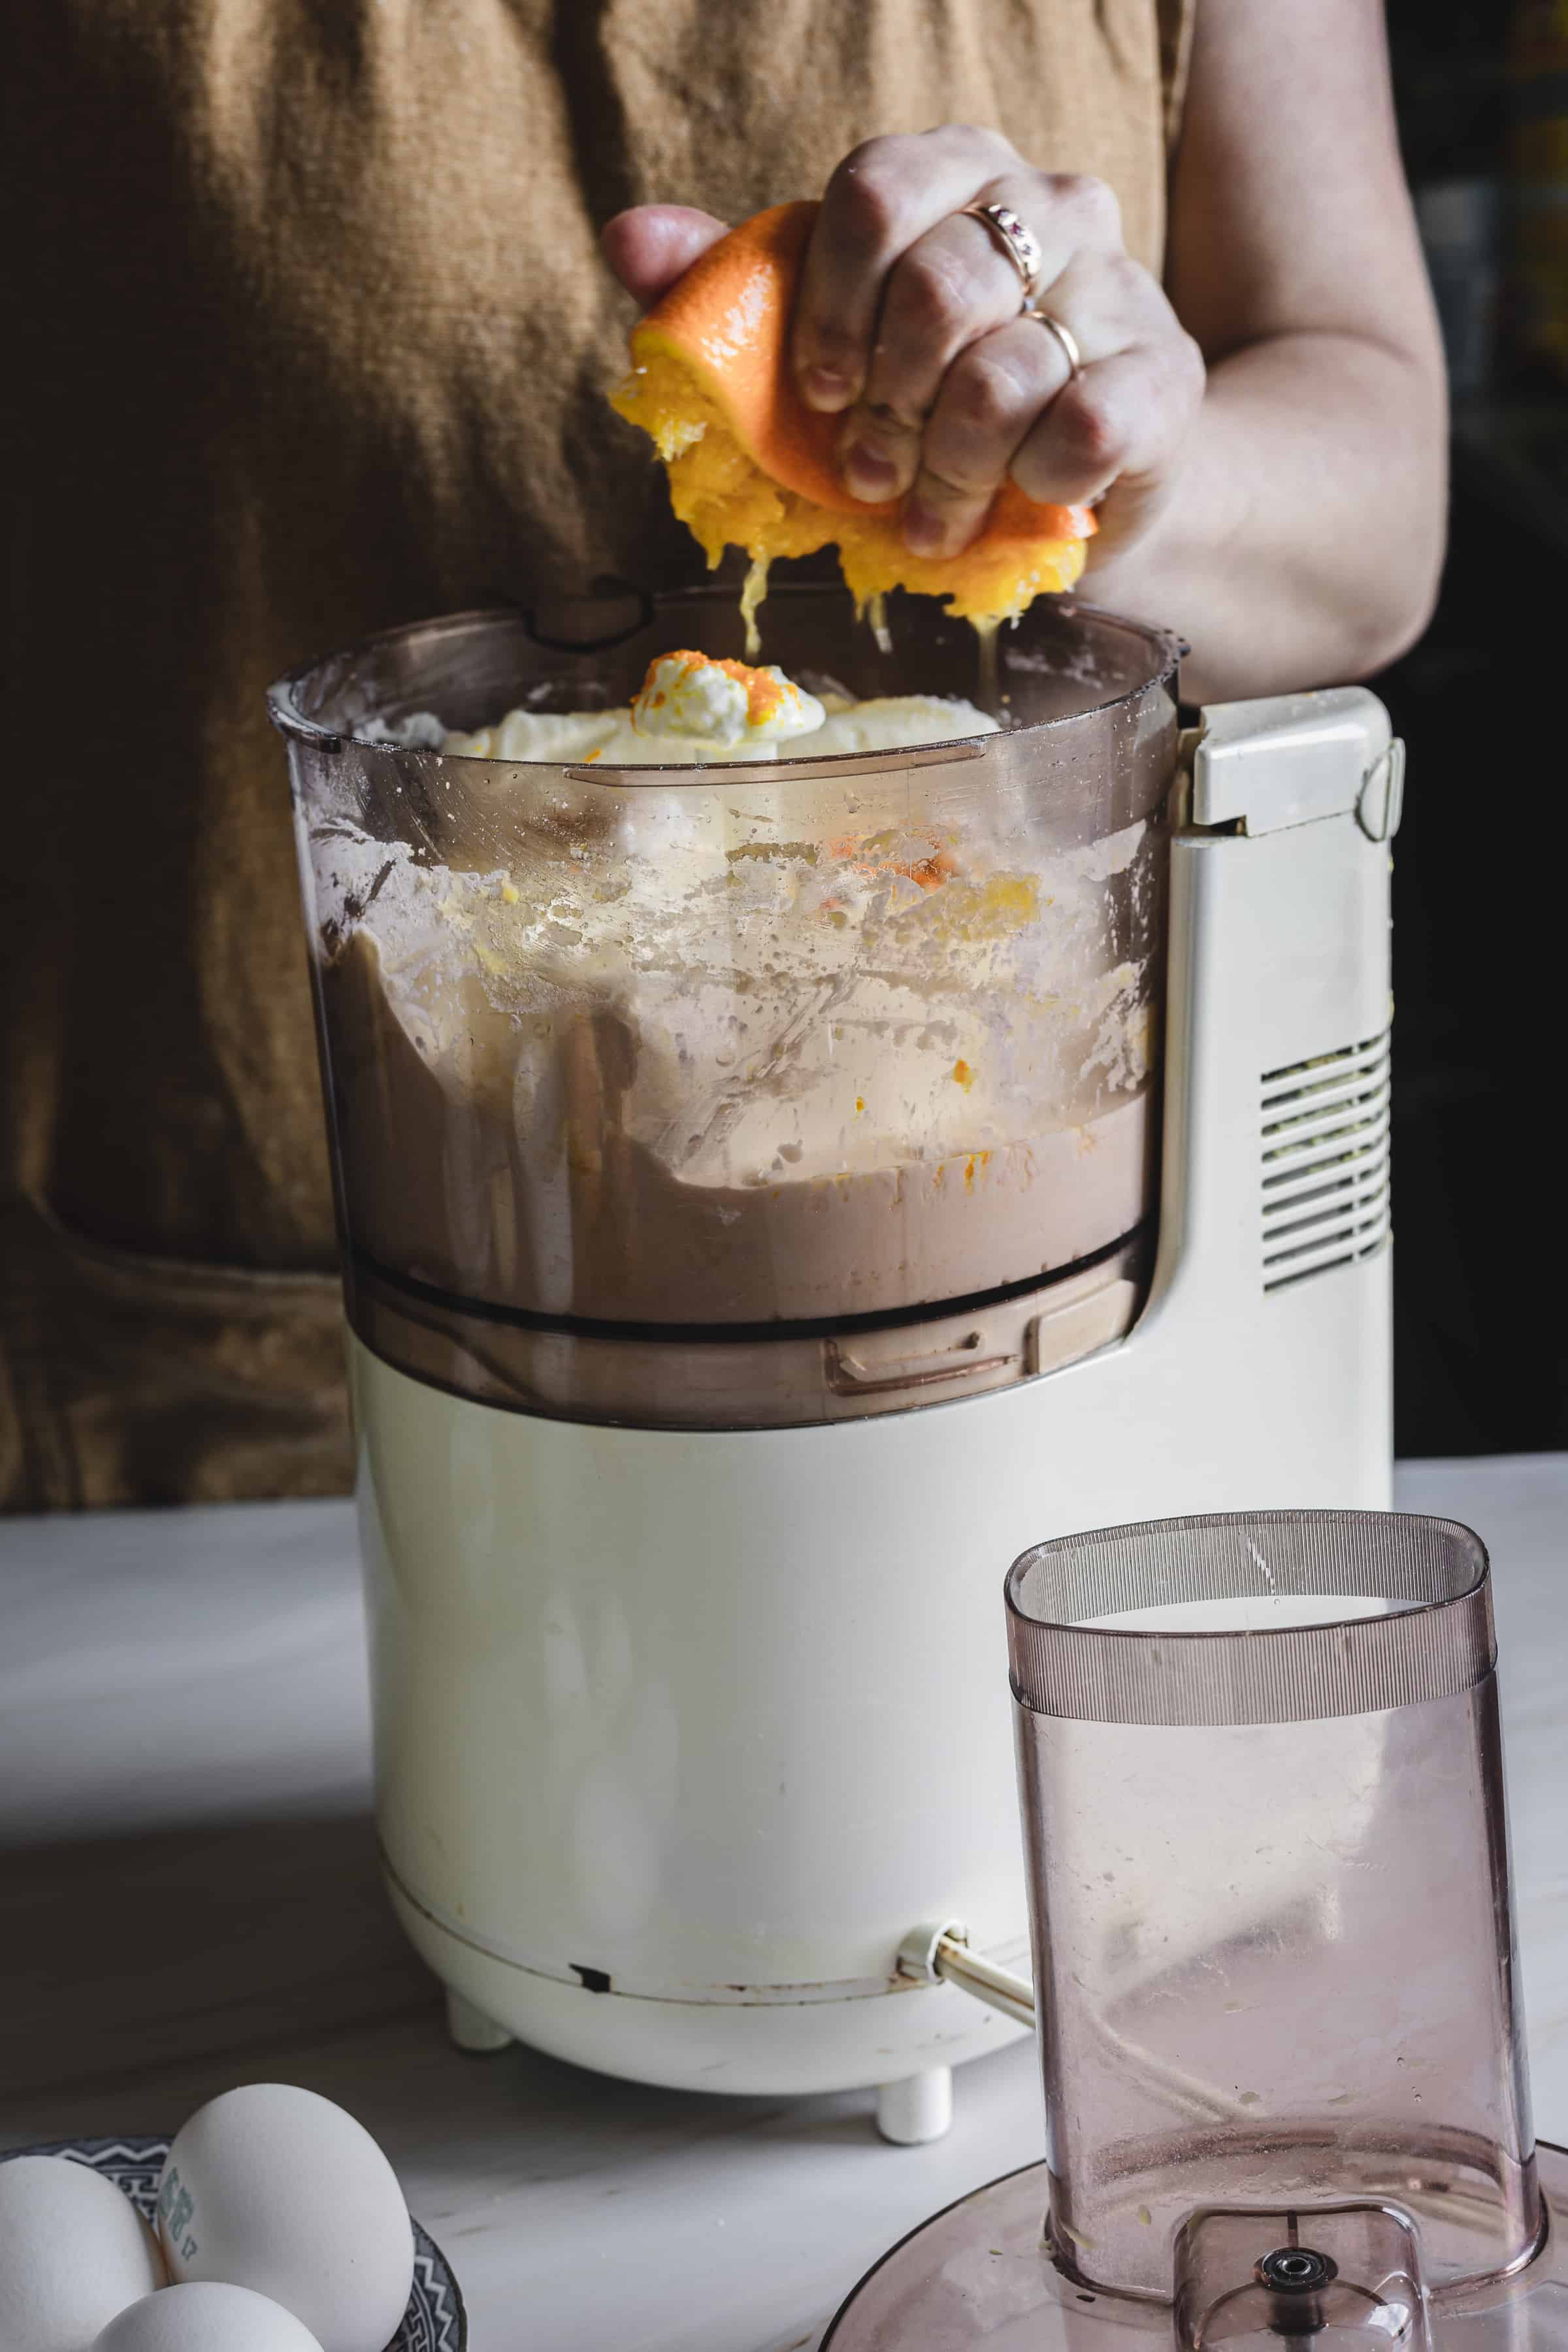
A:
875;2067;953;2146
445;1988;515;2055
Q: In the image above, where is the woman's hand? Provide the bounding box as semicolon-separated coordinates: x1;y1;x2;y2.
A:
603;126;1205;564
607;0;1446;704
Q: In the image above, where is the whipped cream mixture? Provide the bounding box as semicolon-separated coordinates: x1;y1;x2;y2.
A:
385;649;998;766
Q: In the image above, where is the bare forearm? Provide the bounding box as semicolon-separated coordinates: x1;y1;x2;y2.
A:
1086;330;1448;705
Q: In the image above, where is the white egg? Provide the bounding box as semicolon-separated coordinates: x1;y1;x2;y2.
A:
0;2155;165;2352
92;2281;324;2350
157;2086;413;2352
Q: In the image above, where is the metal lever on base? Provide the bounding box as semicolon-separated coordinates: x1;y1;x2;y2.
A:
896;1921;1037;2029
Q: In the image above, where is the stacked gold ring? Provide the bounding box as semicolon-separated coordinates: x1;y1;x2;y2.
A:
958;201;1044;303
1024;306;1084;382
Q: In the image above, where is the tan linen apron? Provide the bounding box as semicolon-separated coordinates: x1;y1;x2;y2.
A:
1;0;1192;1509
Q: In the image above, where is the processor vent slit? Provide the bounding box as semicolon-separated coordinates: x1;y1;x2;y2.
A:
1260;1029;1391;1292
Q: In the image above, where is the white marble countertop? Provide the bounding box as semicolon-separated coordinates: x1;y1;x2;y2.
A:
1;1457;1564;2351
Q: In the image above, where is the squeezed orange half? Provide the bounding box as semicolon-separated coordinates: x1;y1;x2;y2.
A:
610;201;1094;644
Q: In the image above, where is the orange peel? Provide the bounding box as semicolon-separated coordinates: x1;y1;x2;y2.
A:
610;201;1095;644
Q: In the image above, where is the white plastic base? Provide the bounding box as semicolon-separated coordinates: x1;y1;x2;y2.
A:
363;1232;1387;2097
389;1875;1026;2099
877;2070;955;2146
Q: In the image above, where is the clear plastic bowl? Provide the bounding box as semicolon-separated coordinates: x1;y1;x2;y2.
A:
270;582;1180;1360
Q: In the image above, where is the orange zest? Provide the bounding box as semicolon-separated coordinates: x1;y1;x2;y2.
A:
610;201;1095;644
825;830;958;890
657;649;789;727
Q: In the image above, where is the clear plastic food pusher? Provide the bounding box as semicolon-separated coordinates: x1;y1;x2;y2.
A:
826;1512;1568;2352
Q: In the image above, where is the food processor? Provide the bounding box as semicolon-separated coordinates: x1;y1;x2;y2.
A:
826;1510;1568;2351
269;580;1400;2142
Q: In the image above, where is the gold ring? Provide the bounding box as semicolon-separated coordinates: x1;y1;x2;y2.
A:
1024;306;1084;382
958;201;1043;306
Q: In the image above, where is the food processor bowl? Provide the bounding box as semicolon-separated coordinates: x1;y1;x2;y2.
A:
269;583;1180;1429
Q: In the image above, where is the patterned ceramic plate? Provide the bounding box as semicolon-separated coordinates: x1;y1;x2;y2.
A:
4;2137;466;2351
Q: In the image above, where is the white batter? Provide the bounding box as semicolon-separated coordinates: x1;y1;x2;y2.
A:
385;649;1000;766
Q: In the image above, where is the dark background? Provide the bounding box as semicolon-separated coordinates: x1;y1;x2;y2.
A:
1378;3;1565;1455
